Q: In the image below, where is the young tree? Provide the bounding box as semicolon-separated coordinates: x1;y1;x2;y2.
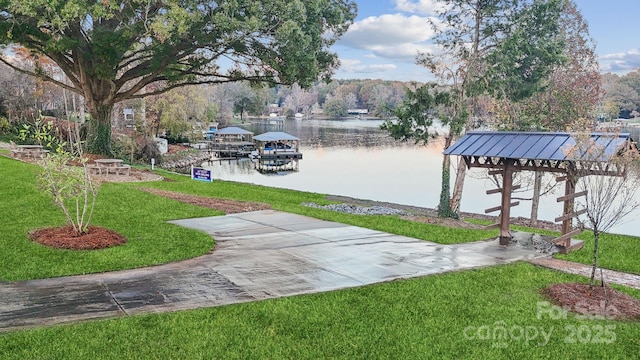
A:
0;0;356;155
20;116;98;236
567;135;640;289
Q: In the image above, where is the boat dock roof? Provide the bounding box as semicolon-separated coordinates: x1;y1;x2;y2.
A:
254;132;300;142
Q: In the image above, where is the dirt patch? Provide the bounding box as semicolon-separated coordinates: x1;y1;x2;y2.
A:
138;188;272;214
543;283;640;320
30;225;127;250
91;169;163;183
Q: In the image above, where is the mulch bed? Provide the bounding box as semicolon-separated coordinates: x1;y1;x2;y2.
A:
138;187;272;214
30;225;127;250
30;190;272;250
543;283;640;320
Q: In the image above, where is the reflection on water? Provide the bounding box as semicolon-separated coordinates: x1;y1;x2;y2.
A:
203;119;638;237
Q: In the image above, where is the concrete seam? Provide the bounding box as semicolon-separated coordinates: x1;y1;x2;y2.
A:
101;282;128;315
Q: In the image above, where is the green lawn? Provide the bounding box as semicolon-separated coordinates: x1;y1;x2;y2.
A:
1;263;639;359
468;218;640;276
131;170;501;244
0;156;218;281
1;154;639;358
0;156;501;281
558;232;640;275
2;153;639;280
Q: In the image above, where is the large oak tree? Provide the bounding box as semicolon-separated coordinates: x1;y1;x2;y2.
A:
0;0;356;154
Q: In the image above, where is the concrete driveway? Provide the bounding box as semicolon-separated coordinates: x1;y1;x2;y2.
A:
0;210;542;332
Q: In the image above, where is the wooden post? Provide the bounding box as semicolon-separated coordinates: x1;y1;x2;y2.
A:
530;171;542;227
561;169;576;249
499;163;514;245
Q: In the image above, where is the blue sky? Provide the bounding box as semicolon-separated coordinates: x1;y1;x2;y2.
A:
332;0;640;81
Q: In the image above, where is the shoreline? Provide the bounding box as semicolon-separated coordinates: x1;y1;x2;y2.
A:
325;194;562;232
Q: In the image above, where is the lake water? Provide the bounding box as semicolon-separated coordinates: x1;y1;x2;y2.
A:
202;119;639;237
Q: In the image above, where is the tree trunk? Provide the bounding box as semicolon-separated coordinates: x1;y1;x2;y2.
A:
450;156;467;214
438;157;453;218
438;136;457;218
87;105;114;156
530;171;542;226
590;229;600;289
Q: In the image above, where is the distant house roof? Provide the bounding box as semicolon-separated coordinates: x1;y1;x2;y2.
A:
444;131;631;162
215;126;254;135
254;132;300;142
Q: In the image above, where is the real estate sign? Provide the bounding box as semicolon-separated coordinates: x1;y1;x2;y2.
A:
191;166;213;182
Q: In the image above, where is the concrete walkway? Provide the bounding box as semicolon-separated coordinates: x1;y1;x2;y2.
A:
529;257;640;290
0;210;544;332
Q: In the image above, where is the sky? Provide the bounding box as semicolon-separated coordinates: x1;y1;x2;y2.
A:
332;0;640;82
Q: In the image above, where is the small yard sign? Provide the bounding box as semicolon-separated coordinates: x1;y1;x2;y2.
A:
191;166;213;182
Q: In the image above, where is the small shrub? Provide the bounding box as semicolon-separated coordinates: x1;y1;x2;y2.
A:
0;116;10;135
112;134;161;164
21;115;97;235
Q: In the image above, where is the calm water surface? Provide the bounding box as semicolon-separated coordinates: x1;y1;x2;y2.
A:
202;119;639;237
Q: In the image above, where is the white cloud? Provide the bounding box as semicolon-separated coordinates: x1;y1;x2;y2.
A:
338;59;397;74
394;0;446;15
368;43;437;60
337;14;437;61
599;49;640;73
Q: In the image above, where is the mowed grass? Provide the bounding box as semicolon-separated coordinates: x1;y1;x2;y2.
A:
1;154;639;358
558;232;640;275
134;170;500;244
1;263;639;359
0;156;219;281
467;218;640;275
3;152;639;280
0;156;497;281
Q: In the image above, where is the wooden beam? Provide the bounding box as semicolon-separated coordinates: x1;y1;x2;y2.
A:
484;201;520;214
488;169;503;176
554;208;587;223
557;190;588;203
464;162;568;173
556;175;567;182
486;185;521;195
552;228;583;246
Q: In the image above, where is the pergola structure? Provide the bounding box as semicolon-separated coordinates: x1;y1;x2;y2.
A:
444;131;633;253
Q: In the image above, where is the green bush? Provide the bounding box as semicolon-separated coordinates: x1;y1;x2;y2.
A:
112;134;162;165
0;116;10;135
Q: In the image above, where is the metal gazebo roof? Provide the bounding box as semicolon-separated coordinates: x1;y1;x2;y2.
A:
444;131;631;162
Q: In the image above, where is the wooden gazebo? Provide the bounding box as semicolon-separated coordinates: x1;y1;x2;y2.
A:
444;131;633;253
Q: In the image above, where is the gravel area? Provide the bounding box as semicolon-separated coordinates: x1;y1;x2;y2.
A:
302;202;409;216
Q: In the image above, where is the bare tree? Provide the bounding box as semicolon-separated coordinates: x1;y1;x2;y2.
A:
569;135;640;290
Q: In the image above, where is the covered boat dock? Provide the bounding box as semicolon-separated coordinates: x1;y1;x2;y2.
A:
207;126;255;158
252;132;303;172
